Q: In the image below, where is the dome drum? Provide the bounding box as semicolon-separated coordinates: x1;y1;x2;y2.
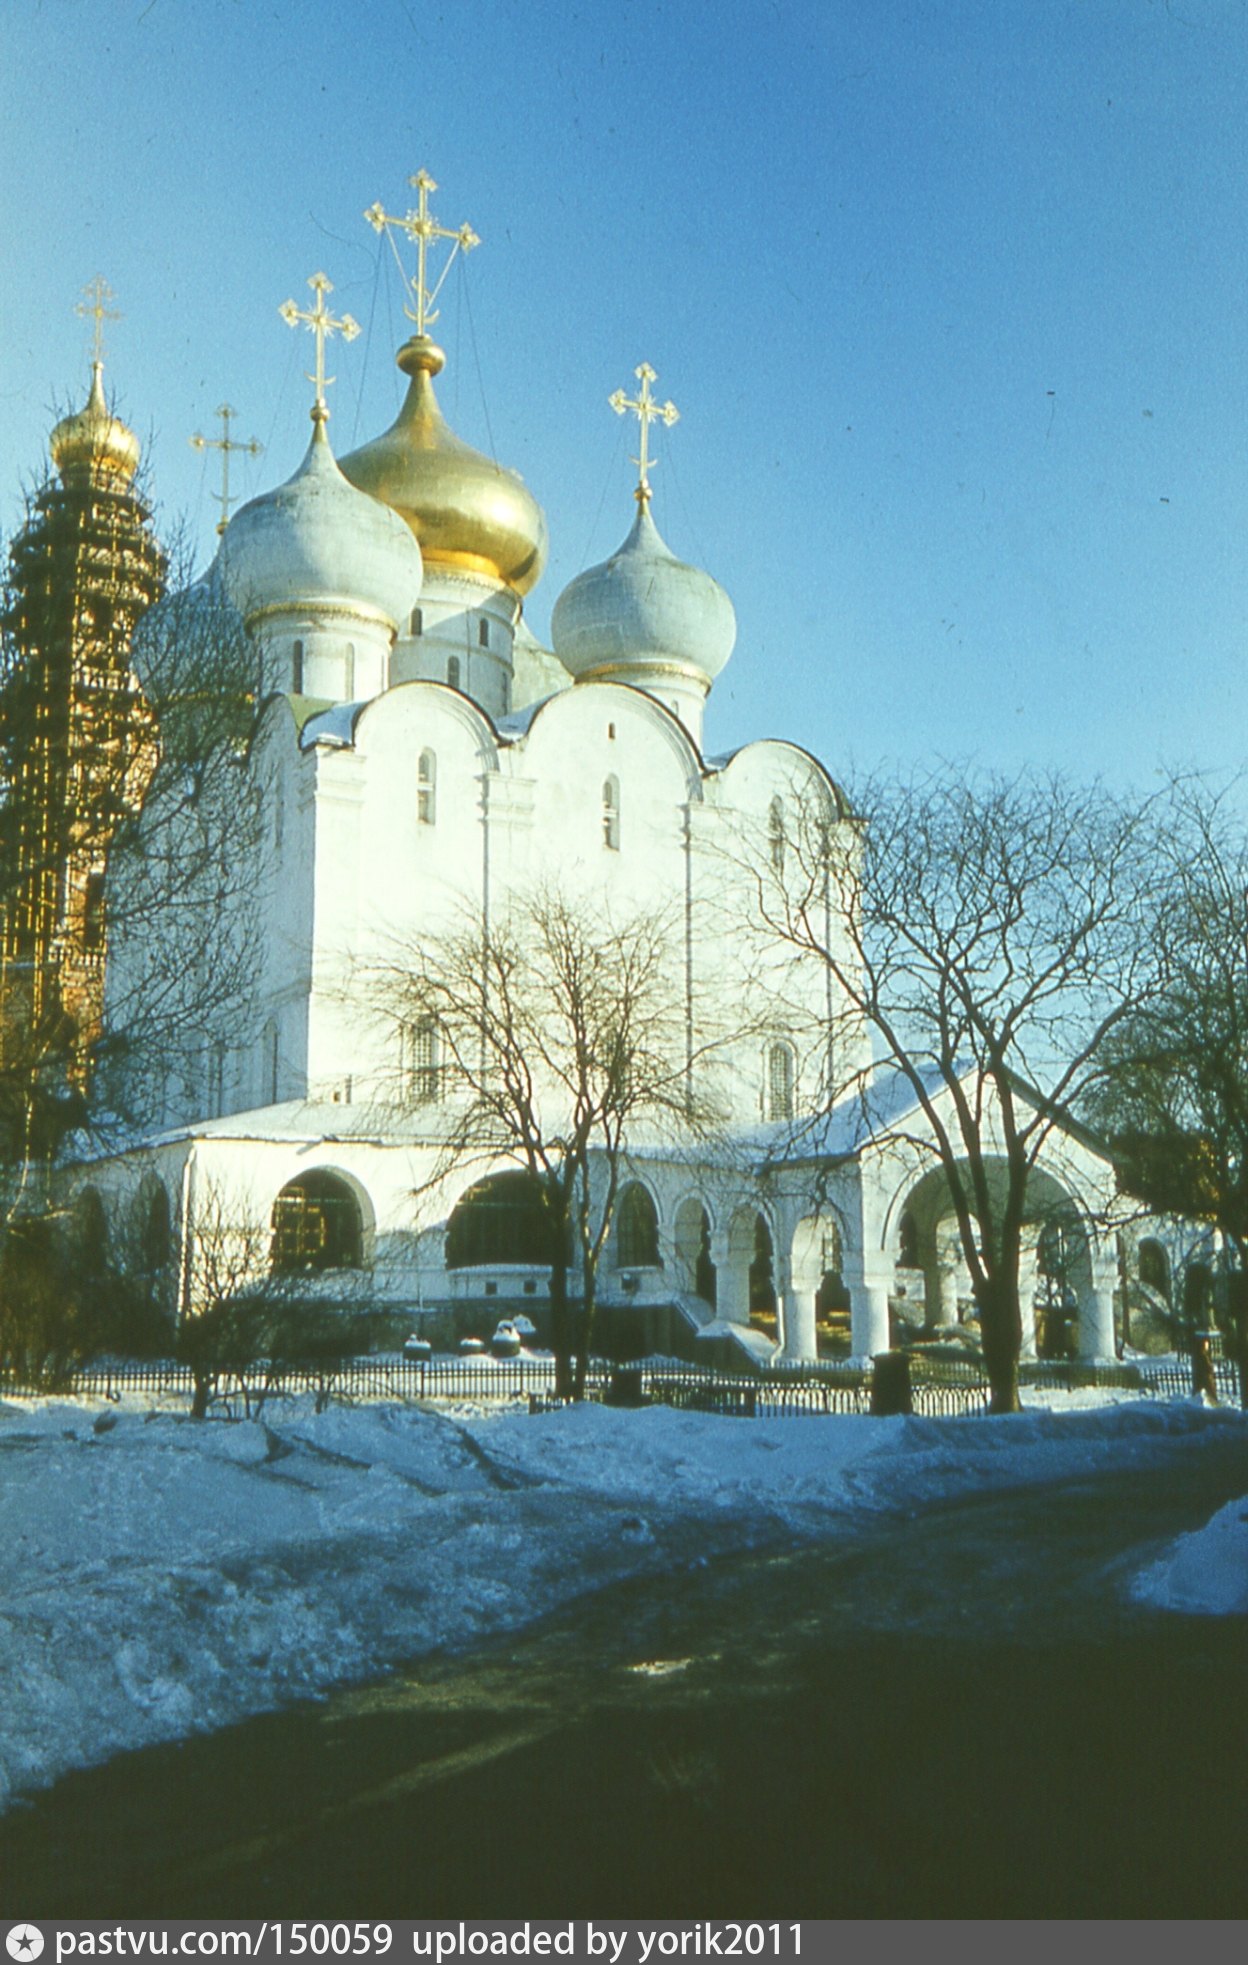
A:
391;578;520;712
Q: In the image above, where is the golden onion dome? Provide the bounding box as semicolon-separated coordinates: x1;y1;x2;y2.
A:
50;361;141;483
338;335;547;597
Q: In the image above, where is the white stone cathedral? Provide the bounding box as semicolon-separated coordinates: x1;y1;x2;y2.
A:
86;183;1124;1366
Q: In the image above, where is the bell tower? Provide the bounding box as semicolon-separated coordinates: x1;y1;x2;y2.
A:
0;281;165;1162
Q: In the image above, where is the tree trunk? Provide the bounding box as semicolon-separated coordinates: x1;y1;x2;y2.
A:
975;1273;1023;1414
548;1258;575;1400
573;1263;599;1402
1225;1272;1248;1412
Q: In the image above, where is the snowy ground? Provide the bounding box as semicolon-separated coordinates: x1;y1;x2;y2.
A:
0;1386;1244;1814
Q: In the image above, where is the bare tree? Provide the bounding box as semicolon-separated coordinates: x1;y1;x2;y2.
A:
1;500;266;1366
371;888;723;1398
760;766;1163;1412
87;539;265;1145
1086;777;1248;1405
176;1178;383;1419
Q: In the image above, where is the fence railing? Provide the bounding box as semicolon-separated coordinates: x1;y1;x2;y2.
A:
0;1350;1237;1416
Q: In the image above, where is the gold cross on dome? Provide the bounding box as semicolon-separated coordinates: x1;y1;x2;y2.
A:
76;276;121;366
189;405;263;536
278;272;361;418
364;169;480;336
609;363;679;505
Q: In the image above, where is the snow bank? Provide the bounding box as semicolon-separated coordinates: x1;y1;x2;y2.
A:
1133;1495;1248;1615
0;1391;1242;1812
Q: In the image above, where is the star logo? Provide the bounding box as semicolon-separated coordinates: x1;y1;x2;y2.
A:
6;1930;45;1962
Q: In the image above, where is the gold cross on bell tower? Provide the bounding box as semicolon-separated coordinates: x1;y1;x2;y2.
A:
609;363;679;506
364;169;480;337
189;405;264;536
278;272;361;421
76;276;121;366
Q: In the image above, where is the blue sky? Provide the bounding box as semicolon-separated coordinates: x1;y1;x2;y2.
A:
2;0;1245;783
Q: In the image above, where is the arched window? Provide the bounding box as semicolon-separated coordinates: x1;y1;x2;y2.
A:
898;1211;919;1269
766;1042;794;1121
1139;1238;1171;1302
769;796;786;875
446;1172;562;1269
410;606;423;636
135;1178;171;1278
1183;1261;1213;1326
749;1214;776;1317
478;617;490;648
447;655;461;690
616;1184;660;1268
817;1219;851;1323
603;775;620;851
402;1018;442;1105
695;1209;717;1306
292;639;304;692
74;1187;109;1283
418;749;437;825
271;1171;364;1272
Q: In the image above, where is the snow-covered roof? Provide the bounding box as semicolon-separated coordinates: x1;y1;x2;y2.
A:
749;1062;1114;1173
748;1062;970;1167
299;700;363;749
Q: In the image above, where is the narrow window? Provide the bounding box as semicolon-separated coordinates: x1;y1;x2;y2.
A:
292;639;304;692
344;642;356;698
617;1184;660;1268
769;796;786;875
478;617;490;648
603;775;620;851
607;723;616;741
447;655;461;690
766;1043;794;1121
403;1018;442;1105
410;606;423;636
418;749;437;825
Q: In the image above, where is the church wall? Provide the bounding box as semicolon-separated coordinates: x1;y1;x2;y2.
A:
516;682;699;916
696;742;867;1129
300;684;496;1101
258;715;317;1105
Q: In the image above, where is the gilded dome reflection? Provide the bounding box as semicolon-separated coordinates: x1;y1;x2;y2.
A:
50;363;141;483
338;336;547;597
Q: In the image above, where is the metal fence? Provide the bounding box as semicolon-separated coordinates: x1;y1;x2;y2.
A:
0;1349;1237;1416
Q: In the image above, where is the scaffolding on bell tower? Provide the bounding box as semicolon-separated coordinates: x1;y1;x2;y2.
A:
0;288;166;1171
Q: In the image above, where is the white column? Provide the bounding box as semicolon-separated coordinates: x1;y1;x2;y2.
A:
713;1228;748;1325
1078;1283;1117;1361
1018;1248;1039;1360
779;1272;817;1361
925;1262;959;1329
1078;1245;1119;1361
844;1258;891;1361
